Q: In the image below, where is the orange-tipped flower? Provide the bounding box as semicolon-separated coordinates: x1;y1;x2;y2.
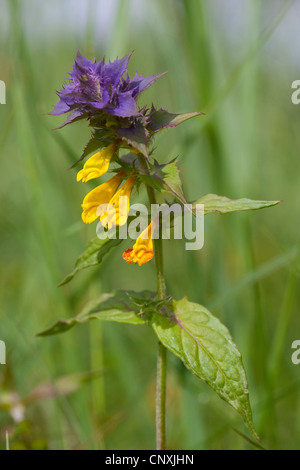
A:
123;222;154;266
100;174;136;230
81;172;124;224
77;143;117;183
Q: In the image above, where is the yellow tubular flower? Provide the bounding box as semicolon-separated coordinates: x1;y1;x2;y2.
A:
77;143;118;183
100;174;136;230
81;172;124;224
123;222;154;267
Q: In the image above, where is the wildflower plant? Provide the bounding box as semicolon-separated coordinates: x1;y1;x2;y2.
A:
40;51;280;449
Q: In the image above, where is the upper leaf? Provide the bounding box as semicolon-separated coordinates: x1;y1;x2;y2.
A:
160;160;187;204
193;194;281;215
152;297;259;440
69;128;116;168
58;236;123;287
139;159;188;206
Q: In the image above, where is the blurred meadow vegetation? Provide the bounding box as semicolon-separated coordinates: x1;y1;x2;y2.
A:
0;0;300;450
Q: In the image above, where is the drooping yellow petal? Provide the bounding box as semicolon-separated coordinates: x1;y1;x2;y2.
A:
100;175;136;230
123;223;154;266
77;143;117;183
81;172;124;224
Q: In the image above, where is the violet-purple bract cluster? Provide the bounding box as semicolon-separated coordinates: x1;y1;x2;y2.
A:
50;51;201;161
51;51;163;123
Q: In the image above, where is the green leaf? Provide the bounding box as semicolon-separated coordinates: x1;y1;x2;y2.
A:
70;129;115;168
161;160;187;204
152;297;259;440
58;237;123;287
193;194;281;215
37;290;160;337
81;133;106;159
148;108;204;133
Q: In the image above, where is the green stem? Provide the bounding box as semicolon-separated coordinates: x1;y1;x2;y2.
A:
147;184;168;451
156;341;167;450
138;155;167;450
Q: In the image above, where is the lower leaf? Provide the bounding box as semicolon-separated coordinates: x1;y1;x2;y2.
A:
37;290;158;336
152;297;259;441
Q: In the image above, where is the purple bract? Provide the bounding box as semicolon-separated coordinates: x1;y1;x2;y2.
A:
50;51;164;124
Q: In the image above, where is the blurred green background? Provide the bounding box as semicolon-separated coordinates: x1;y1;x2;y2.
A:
0;0;300;450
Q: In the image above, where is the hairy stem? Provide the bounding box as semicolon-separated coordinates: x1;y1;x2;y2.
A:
149;187;167;451
138;154;167;450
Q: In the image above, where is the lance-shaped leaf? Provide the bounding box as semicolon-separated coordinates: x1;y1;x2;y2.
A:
147;108;204;133
152;298;259;440
161;160;187;204
81;133;103;160
70;128;116;168
193;194;281;215
81;129;115;158
37;290;160;337
58;237;123;287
